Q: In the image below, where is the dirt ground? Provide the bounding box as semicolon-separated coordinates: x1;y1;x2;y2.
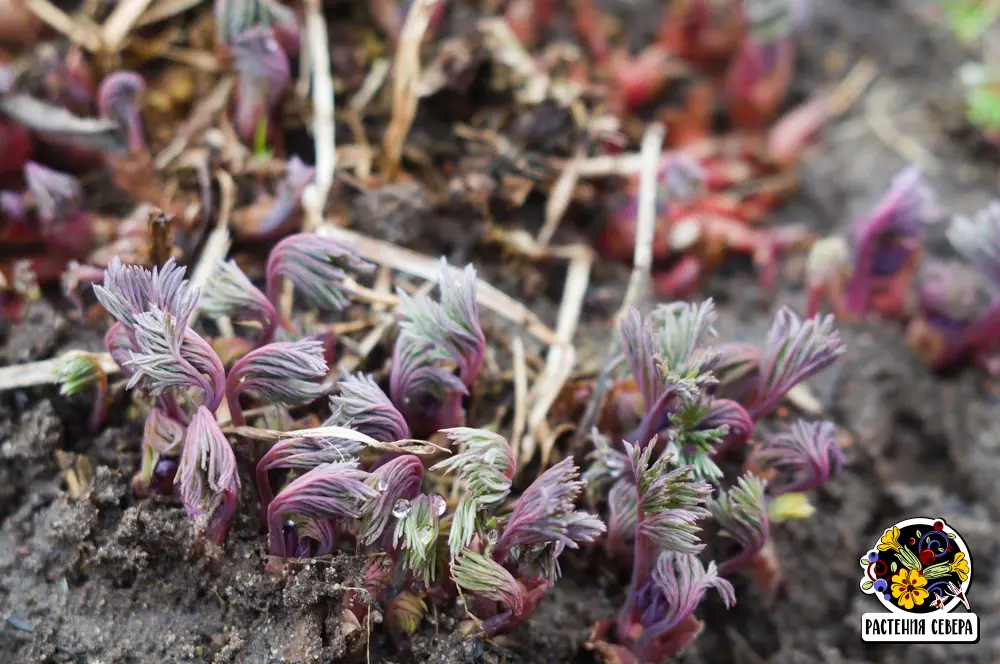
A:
2;0;1000;662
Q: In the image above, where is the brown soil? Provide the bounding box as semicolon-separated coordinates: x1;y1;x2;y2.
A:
2;1;999;663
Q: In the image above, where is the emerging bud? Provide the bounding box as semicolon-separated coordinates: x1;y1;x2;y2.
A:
256;436;362;520
392;493;444;585
231;26;290;143
56;351;109;431
804;236;850;317
495;457;605;574
844;167;935;316
751;419;842;495
265;233;374;312
396;260;486;387
450;548;524;625
328;373;410;442
362;454;424;546
431;428;515;556
745;307;845;420
225;339;329;427
214;0;302;56
177;406;240;544
126;307;227;412
388;590;427;641
626;443;712;555
24;161;83;233
200;259;278;345
267;461;377;557
711;474;769;576
632;551;735;661
98;71;147;153
137;407;186;497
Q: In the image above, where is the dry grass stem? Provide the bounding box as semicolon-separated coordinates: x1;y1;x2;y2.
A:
102;0;156;51
537;145;585;248
477;18;550;104
26;0;102;51
191;170;235;335
318;224;559;345
576;123;664;439
350;58;391;115
0;352;118;391
305;0;336;214
136;0;206;28
382;0;440;180
230;425;450;456
521;244;593;466
509;336;529;466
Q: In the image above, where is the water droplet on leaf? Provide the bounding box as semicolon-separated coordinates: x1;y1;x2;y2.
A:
431;494;446;516
393;499;412;518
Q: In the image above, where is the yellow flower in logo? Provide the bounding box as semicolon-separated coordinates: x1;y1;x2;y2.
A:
878;526;902;552
949;552;970;582
891;568;929;610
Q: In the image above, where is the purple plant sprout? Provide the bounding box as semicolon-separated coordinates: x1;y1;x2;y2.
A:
392;493;446;585
225;339;329;427
616;443;712;644
921;202;1000;370
908;260;992;369
126;306;227;416
495;458;606;582
264;233;375;337
701;398;755;459
200;259;279;347
23;161;85;248
750;419;842;495
618;302;719;448
93;258;227;417
390;261;486;436
630;552;735;662
842;166;936;318
450;549;526;636
362;454;425;547
445;452;602;637
256;435;362;523
214;0;302;56
231;26;290;144
134;407;186;498
326;373;410;442
266;461;377;557
389;334;468;438
744;307;845;420
177;406;241;544
711;474;769;577
430;428;515;556
98;71;147;153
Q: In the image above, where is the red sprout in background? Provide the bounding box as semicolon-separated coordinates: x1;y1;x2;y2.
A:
214;0;302;57
98;71;148;154
231;26;291;145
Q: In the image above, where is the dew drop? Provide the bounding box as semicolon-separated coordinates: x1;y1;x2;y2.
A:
431;494;447;516
487;530;500;545
378;478;388;492
393;499;412;518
